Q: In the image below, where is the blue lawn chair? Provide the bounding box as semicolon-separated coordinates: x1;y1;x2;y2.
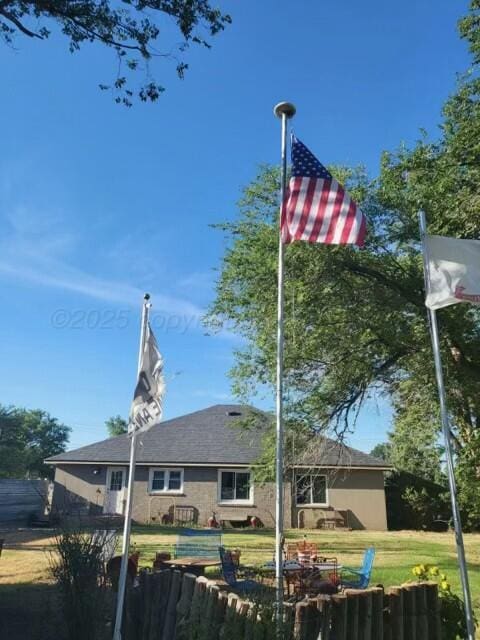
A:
340;547;375;589
219;546;260;593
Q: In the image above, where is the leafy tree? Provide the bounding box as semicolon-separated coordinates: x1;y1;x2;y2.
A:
0;1;231;105
389;381;445;484
207;2;480;526
105;414;128;436
0;405;70;479
369;442;392;462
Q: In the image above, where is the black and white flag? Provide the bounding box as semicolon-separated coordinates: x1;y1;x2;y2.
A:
128;323;165;435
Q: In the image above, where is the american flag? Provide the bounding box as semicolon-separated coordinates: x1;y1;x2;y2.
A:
282;136;366;246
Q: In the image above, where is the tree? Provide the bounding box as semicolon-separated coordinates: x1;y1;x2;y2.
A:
0;405;70;479
105;414;128;436
0;1;231;105
369;442;392;462
207;2;480;525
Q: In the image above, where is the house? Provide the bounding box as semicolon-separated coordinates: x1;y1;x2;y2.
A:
46;404;390;530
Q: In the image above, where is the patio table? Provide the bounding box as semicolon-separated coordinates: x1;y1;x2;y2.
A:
160;556;220;576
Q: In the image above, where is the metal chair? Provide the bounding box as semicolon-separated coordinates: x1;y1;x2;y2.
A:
218;546;259;593
340;547;375;589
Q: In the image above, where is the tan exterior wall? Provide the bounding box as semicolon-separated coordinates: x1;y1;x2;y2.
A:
52;464;386;530
52;464;291;528
290;469;388;530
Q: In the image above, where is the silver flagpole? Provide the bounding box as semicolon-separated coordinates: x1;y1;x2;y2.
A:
419;211;475;640
273;101;296;622
113;293;151;640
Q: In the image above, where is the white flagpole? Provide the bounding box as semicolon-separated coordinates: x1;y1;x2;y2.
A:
273;101;296;620
419;212;475;640
113;293;151;640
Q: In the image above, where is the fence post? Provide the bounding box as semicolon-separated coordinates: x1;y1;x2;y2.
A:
294;601;309;640
330;595;347;640
402;584;417;640
283;601;296;640
370;588;383;640
316;595;331;640
382;592;392;640
174;573;196;640
344;590;359;639
220;594;241;640
388;587;404;640
425;583;441;640
300;599;320;640
142;571;154;640
206;584;224;640
238;600;251;636
358;591;372;640
125;582;142;640
416;583;428;639
187;576;209;637
149;570;170;640
162;570;182;640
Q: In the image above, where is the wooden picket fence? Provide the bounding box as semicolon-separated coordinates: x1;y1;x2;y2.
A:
123;570;441;640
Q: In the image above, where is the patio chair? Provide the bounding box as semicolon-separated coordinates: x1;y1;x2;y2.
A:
340;547;375;589
174;528;223;558
219;546;260;593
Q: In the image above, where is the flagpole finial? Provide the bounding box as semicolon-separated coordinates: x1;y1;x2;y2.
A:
274;102;296;119
144;293;150;301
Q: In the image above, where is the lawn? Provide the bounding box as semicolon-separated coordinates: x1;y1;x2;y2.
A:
1;526;480;638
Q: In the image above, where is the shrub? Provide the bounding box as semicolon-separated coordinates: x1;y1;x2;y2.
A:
410;564;473;640
49;527;113;640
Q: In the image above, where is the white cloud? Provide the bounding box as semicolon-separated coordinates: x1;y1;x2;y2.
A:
0;201;204;318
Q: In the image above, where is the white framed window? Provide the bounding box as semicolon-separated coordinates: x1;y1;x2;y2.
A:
295;473;328;506
148;468;184;494
218;469;253;504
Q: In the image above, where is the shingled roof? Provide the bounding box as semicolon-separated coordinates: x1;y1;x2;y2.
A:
46;404;389;468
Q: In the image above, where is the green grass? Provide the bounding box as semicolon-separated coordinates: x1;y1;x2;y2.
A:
1;526;480;638
130;525;480;623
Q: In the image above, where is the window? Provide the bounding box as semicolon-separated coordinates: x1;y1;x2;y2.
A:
295;473;327;506
218;470;252;504
109;470;124;491
148;468;184;494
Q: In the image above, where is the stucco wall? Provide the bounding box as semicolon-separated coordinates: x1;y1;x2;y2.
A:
291;469;388;530
52;464;290;528
52;464;386;530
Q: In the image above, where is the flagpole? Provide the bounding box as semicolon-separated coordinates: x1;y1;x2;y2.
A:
418;211;475;640
273;101;296;621
113;293;151;640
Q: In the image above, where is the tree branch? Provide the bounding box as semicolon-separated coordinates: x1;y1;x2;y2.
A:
0;9;44;38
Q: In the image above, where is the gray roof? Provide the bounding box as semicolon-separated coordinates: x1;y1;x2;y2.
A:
46;404;390;468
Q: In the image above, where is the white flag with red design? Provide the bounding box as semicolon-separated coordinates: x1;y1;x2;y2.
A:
425;235;480;310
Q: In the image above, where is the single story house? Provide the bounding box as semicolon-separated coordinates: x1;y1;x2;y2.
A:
46;404;390;530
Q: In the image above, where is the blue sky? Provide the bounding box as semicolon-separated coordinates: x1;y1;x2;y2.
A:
0;0;471;453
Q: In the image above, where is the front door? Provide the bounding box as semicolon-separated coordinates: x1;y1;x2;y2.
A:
104;467;126;514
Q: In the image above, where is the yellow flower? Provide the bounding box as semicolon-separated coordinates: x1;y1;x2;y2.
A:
429;566;439;576
440;581;450;592
419;564;426;573
441;574;447;581
412;566;422;576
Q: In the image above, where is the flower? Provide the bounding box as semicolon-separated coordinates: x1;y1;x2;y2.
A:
429;566;439;576
440;580;450;592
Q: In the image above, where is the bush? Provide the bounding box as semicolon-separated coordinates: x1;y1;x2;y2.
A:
49;527;113;640
410;564;474;640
